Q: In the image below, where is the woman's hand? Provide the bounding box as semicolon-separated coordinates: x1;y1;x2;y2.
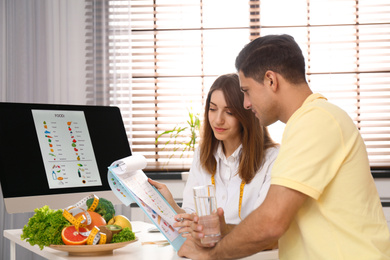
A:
174;212;213;247
148;178;184;214
174;208;227;248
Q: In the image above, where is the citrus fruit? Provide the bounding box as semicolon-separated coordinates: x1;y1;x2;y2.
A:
107;215;132;230
61;226;89;245
74;211;106;230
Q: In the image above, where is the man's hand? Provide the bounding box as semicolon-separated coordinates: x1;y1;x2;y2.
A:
216;208;234;237
177;185;307;260
178;235;214;260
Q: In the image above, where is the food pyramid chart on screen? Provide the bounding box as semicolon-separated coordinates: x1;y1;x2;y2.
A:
32;110;101;189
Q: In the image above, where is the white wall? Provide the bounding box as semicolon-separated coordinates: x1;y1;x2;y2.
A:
375;179;390;199
376;179;390;229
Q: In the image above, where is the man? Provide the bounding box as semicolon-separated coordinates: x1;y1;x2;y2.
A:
177;34;390;259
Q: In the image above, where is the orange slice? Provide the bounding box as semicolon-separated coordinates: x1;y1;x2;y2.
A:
61;226;89;245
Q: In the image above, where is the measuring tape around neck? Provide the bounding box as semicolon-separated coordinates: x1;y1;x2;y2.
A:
211;173;245;220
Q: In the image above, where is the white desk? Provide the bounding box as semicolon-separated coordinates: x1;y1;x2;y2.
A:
4;221;279;260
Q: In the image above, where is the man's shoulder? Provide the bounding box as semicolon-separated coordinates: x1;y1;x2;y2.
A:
297;96;352;126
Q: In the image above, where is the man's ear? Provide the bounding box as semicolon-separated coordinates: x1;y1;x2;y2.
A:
264;70;278;92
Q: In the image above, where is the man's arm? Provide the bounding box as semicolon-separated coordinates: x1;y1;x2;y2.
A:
178;184;308;260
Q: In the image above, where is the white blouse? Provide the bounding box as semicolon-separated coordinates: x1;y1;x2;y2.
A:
182;143;280;224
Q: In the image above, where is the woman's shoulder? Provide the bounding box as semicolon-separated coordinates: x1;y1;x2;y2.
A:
253;145;280;177
193;146;202;158
190;147;207;170
266;145;280;159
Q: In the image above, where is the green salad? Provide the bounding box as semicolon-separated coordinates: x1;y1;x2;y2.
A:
21;206;69;249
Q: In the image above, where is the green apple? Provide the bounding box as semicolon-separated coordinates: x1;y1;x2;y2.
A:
107;215;132;230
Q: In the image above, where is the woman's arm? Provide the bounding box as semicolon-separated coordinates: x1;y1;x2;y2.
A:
148;178;186;214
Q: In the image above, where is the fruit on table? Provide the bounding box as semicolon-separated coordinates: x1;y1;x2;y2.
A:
98;225;113;243
74;211;106;230
61;226;89;245
107;215;132;230
105;224;123;235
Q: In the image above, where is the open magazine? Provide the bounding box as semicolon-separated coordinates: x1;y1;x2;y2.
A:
107;154;186;251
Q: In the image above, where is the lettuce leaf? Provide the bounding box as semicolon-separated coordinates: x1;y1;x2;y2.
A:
21;205;70;250
111;227;135;243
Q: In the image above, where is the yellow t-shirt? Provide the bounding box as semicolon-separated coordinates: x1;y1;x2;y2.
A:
271;93;390;260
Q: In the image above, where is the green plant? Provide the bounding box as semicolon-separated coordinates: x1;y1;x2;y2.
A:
156;109;201;161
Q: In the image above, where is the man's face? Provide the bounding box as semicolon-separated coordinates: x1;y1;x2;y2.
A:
238;71;277;126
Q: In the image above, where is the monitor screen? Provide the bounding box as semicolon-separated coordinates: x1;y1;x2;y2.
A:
0;102;132;213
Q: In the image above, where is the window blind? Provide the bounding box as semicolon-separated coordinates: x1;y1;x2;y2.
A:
257;0;390;167
87;0;390;171
113;0;255;170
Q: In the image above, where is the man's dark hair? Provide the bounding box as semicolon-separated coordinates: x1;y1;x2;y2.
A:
235;34;307;84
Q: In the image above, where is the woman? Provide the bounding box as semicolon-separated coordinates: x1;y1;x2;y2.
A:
149;73;279;239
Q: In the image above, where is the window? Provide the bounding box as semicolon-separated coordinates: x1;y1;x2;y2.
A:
257;0;390;168
104;0;257;171
87;0;390;171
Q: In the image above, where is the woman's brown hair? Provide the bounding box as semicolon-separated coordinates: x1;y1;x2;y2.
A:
199;73;277;183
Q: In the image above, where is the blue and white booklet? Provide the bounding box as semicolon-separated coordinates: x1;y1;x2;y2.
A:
107;154;186;251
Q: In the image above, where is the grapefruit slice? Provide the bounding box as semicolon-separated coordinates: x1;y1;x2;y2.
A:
61;226;89;245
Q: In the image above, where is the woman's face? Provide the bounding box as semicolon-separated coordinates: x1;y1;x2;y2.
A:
208;90;241;147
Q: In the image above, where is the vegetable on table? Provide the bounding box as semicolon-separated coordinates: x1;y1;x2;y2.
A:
21;205;69;250
20;196;134;249
86;197;115;222
111;227;135;243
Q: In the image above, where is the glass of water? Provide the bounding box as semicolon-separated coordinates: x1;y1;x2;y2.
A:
193;185;221;244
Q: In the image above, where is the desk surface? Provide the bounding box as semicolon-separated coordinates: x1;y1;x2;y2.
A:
4;221;279;260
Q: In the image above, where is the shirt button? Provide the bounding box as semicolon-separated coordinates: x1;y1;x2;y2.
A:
222;195;226;200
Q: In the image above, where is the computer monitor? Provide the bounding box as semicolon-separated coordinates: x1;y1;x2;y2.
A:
0;102;132;213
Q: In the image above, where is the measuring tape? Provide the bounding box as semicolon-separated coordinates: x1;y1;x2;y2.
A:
62;209;88;230
211;174;245;220
62;194;108;244
63;194;98;230
86;226;101;245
